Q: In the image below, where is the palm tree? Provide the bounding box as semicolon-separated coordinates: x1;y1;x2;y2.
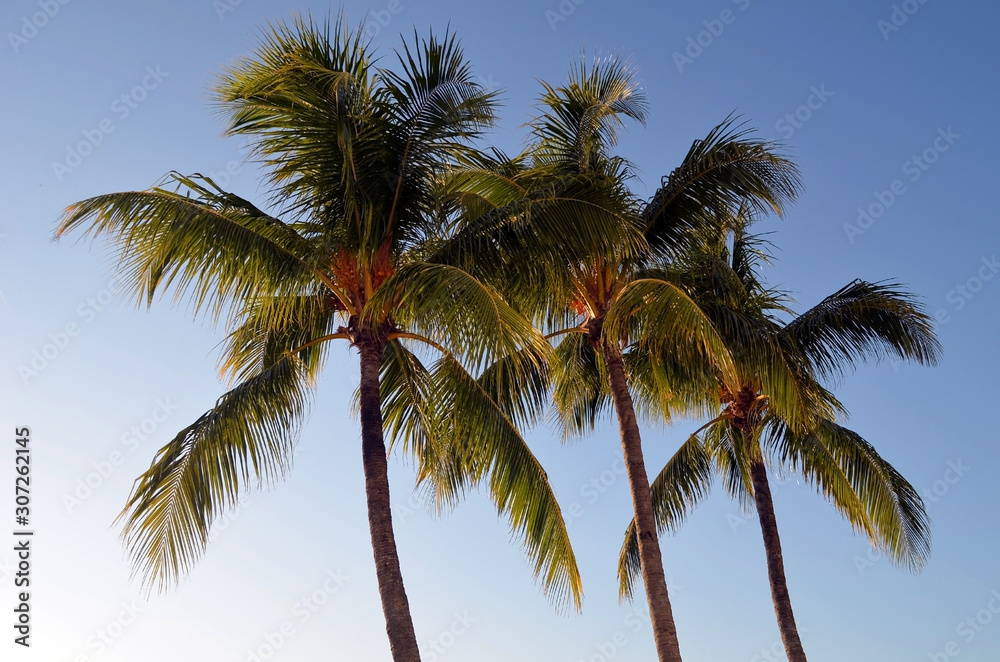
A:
443;57;801;662
617;211;941;661
56;16;582;661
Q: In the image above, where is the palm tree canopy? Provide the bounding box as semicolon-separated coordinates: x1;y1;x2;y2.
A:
56;13;583;610
617;209;941;599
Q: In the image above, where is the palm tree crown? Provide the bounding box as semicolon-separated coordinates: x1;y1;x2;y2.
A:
617;208;941;661
57;15;583;661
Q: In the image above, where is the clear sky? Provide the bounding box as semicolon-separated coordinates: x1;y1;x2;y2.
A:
1;0;998;660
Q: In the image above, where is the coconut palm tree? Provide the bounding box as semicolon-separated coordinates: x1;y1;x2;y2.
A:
617;211;941;661
441;57;801;662
56;16;583;661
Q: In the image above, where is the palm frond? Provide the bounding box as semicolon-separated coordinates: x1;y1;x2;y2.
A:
550;332;613;439
117;354;311;592
56;176;319;323
784;280;942;381
419;354;583;611
617;432;715;600
642;116;801;258
367;262;549;368
604;277;737;387
764;417;931;571
218;290;344;384
530;53;647;174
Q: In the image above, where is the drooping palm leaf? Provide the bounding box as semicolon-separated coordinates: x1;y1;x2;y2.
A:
117;353;311;591
617;432;715;599
784;280;941;381
764;417;931;571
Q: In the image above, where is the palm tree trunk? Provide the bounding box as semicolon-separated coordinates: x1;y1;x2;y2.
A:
358;341;422;662
749;457;808;662
602;346;684;662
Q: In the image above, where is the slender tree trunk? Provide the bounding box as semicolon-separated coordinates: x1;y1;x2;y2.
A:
358;341;422;662
749;457;808;662
603;346;684;662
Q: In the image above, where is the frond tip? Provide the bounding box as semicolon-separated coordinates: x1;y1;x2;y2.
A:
117;355;311;592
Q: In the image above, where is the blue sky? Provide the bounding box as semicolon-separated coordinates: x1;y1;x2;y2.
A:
1;0;998;660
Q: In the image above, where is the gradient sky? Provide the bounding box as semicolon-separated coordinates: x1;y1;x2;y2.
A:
1;1;998;660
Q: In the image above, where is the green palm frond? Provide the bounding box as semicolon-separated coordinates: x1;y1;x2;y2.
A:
623;344;720;425
475;345;552;430
617;432;715;600
530;53;647;174
368;262;549;367
604;277;737;386
709;422;756;512
382;27;498;154
214;13;375;225
438;157;647;317
550;333;612;439
784;280;942;381
117;353;311;592
418;354;583;611
764;417;931;571
55;175;319;322
642;116;801;258
379;339;439;459
219;292;340;384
